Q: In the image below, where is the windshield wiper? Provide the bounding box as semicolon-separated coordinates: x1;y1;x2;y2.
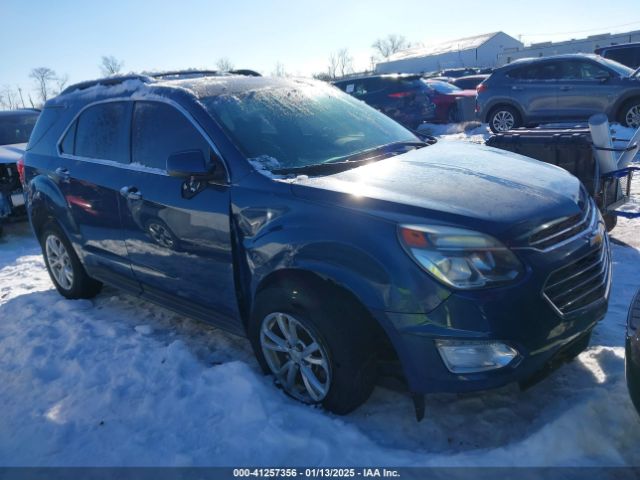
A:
271;138;436;176
325;140;430;165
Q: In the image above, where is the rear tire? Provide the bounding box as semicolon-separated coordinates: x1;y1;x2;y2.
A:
488;105;521;133
249;284;377;414
40;222;102;299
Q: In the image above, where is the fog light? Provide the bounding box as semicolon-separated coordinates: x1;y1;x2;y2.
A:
435;340;518;374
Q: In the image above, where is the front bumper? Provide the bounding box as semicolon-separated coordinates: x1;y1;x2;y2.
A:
375;230;611;394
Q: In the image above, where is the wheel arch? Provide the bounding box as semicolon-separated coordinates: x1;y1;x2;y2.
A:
614;92;640;122
27;174;77;241
253;267;402;369
483;100;525;124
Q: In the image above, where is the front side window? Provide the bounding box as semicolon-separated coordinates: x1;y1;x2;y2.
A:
560;60;610;80
74;102;129;162
202;81;417;171
131;102;212;171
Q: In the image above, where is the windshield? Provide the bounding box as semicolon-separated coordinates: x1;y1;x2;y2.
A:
422;80;461;94
599;57;635;77
0;113;38;145
202;82;418;171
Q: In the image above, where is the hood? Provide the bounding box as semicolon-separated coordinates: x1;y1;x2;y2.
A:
290;141;583;238
0;143;26;164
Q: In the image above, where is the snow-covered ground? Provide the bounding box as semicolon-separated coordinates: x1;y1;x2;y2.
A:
0;125;639;468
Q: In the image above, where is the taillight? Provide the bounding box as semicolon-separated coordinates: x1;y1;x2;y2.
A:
388;91;413;99
17;157;25;185
476;83;487;94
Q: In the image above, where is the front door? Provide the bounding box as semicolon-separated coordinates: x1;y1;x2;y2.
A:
117;101;241;332
555;59;620;120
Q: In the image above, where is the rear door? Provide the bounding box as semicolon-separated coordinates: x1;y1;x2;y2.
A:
57;101;140;291
117;100;241;331
506;62;560;121
555;59;621;120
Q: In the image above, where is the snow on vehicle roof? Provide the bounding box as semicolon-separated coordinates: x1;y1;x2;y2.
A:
49;73;291;106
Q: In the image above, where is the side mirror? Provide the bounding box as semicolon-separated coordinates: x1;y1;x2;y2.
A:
166;150;214;178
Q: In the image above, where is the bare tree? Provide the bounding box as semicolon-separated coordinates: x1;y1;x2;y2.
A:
372;34;411;59
216;57;234;72
17;87;26;108
1;85;19;109
272;61;288;77
327;52;339;80
55;74;69;95
29;67;56;104
336;49;353;78
100;55;124;76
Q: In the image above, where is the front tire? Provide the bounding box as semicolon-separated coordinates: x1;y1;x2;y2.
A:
249;285;377;414
40;222;102;299
488;105;521;133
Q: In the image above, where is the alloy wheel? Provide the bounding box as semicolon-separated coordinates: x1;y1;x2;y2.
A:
626;105;640;129
45;234;74;290
260;312;331;403
147;222;175;248
492;110;515;132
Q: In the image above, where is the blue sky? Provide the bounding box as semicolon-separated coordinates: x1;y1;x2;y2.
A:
1;0;639;93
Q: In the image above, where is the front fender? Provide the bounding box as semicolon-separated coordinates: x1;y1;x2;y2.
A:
232;184;450;318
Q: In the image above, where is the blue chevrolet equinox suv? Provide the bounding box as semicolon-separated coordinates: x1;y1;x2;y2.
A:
22;72;611;414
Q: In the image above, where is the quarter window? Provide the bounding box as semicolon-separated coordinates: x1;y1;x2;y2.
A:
131;102;212;171
74;102;130;162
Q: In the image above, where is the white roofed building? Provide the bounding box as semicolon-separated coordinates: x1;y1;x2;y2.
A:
375;32;523;74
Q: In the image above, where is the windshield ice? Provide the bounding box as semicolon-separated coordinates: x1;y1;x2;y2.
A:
202;82;417;171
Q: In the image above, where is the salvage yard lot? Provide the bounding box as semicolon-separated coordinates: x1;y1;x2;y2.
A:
0;125;639;467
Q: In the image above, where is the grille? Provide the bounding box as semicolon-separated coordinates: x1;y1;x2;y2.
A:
528;195;593;251
543;238;610;316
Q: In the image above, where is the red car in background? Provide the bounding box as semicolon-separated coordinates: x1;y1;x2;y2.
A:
421;80;477;123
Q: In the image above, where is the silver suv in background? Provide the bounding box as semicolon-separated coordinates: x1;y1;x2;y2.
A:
476;54;640;132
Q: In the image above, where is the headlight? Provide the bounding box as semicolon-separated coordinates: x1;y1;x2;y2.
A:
398;224;523;289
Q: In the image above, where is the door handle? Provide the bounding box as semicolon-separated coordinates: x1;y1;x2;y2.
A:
559;86;573;91
511;86;524;91
120;186;143;201
54;167;70;182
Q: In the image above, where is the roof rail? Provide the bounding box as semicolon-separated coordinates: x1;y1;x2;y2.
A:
60;74;154;96
151;69;262;80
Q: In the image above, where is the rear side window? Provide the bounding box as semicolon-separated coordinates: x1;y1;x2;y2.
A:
131;102;211;171
73;102;130;163
507;63;560;80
